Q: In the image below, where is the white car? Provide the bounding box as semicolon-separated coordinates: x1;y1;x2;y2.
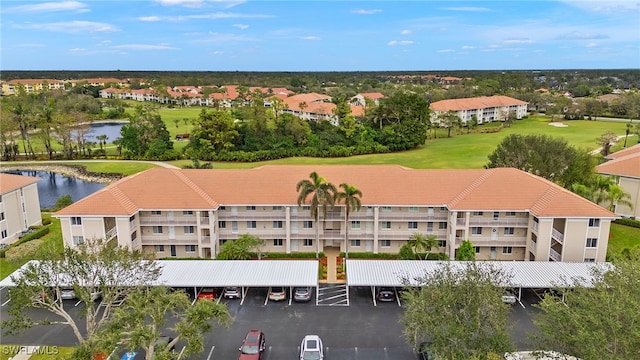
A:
300;335;323;360
60;288;76;300
502;293;517;304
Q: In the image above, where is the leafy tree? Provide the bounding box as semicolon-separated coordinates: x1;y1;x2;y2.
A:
296;172;337;258
93;286;231;360
486;134;595;188
400;262;513;358
188;109;239;154
51;194;73;211
216;234;265;260
456;239;476;260
533;250;640;359
438;110;461;138
120;105;173;159
408;233;439;260
335;183;362;259
398;243;416;260
2;238;162;345
596;130;618;156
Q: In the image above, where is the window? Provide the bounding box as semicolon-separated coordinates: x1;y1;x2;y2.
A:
408;206;419;212
588;218;600;227
380;221;391;229
218;221;226;229
584;258;596;263
184;226;195;234
151;210;161;215
0;212;4;221
303;221;313;229
504;227;515;236
273;238;283;247
408;221;418;229
131;231;137;240
71;217;82;225
380;240;391;247
586;238;598;248
153;226;163;234
129;215;135;222
438;240;446;248
246;206;256;211
502;246;513;254
475;246;481;253
1;230;7;239
427;222;433;232
472;211;484;216
219;206;226;211
303;239;313;247
471;227;483;235
350;239;361;247
185;245;196;253
273;221;283;229
272;206;283;211
247;221;256;229
506;211;516;216
302;206;310;211
72;236;84;245
155;245;165;252
381;206;392;212
351;221;361;229
183;211;193;215
440;207;447;211
232;221;238;232
493;212;499;220
439;222;447;230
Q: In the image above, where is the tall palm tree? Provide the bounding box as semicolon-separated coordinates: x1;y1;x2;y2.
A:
296;172;337;258
336;183;362;259
606;184;634;213
408;233;439;260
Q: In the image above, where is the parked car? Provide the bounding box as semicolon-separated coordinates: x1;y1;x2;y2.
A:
60;288;77;300
268;286;286;301
376;287;396;302
417;342;435;360
224;287;241;299
300;335;323;360
294;287;312;302
502;292;517;304
198;287;216;301
238;329;266;360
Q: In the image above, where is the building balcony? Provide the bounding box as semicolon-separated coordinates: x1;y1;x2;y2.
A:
455;236;527;247
139;217;198;225
140;237;200;245
106;227;117;240
377;213;448;221
549;248;561;261
218;212;287;220
465;218;530;227
551;228;564;243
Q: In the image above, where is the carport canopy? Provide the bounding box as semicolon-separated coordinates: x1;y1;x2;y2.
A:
346;260;609;288
0;260;319;288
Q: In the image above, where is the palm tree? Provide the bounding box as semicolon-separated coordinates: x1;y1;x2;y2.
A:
296;172;337;258
605;184;634;213
408;233;439;260
336;183;362;259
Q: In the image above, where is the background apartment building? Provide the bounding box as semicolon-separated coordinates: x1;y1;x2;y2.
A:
54;166;615;262
430;95;528;124
596;143;640;219
0;173;42;245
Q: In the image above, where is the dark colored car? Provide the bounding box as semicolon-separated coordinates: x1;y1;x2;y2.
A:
238;329;266;359
417;342;435;360
376;287;396;302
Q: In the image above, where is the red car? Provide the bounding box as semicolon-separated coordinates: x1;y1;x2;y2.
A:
238;329;266;359
197;288;216;301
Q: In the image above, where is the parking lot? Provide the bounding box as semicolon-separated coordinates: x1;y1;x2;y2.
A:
0;286;543;360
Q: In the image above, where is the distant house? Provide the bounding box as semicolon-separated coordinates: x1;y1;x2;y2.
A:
0;173;42;245
350;92;385;107
430;95;528;125
1;79;66;95
596;143;640;219
281;93;339;125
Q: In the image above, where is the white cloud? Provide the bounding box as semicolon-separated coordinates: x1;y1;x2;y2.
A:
503;38;534;45
112;44;178;50
437;49;455;53
461;45;476;49
301;36;321;40
586;42;599;48
138;16;161;22
557;31;609;40
151;12;273;21
352;9;382;15
388;40;414;46
15;21;117;33
212;51;224;55
3;1;88;13
191;32;257;42
400;29;412;35
560;1;639;14
441;7;490;12
233;24;249;30
155;0;204;7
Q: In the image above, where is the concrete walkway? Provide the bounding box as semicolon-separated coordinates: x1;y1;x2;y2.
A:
324;246;340;283
8;346;39;360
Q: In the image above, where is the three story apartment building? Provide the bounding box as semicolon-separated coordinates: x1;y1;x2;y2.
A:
53;165;616;262
0;173;42;245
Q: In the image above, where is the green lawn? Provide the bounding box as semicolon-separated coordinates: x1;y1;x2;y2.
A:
0;346;74;360
608;223;640;258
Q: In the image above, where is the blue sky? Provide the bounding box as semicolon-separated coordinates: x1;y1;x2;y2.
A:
1;0;639;71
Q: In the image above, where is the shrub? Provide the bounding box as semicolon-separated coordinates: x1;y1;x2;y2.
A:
340;252;398;259
398;243;416;260
42;218;52;226
0;227;49;258
614;218;640;228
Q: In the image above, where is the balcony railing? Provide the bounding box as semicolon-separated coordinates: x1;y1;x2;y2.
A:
532;221;539;232
467;218;530;227
529;240;537;252
455;237;527;247
106;227;117;240
551;228;564;243
140;217;198;225
549;248;561;261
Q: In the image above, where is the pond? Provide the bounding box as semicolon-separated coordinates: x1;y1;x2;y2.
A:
2;170;105;209
83;121;126;143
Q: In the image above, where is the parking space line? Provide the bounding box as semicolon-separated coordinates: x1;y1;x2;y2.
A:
263;293;269;306
74;300;83;307
206;345;215;360
1;298;10;306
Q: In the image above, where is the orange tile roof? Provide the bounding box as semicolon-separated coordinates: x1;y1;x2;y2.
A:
350;105;365;117
357;92;385;99
430;95;528;112
0;173;39;194
7;79;63;85
597;146;640;179
604;143;640;160
54;166;615;218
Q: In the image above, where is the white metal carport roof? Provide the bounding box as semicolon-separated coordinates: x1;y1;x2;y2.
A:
0;260;319;288
346;260;609;288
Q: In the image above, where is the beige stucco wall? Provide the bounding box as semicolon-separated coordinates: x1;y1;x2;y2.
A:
617;177;640;218
1;183;42;244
